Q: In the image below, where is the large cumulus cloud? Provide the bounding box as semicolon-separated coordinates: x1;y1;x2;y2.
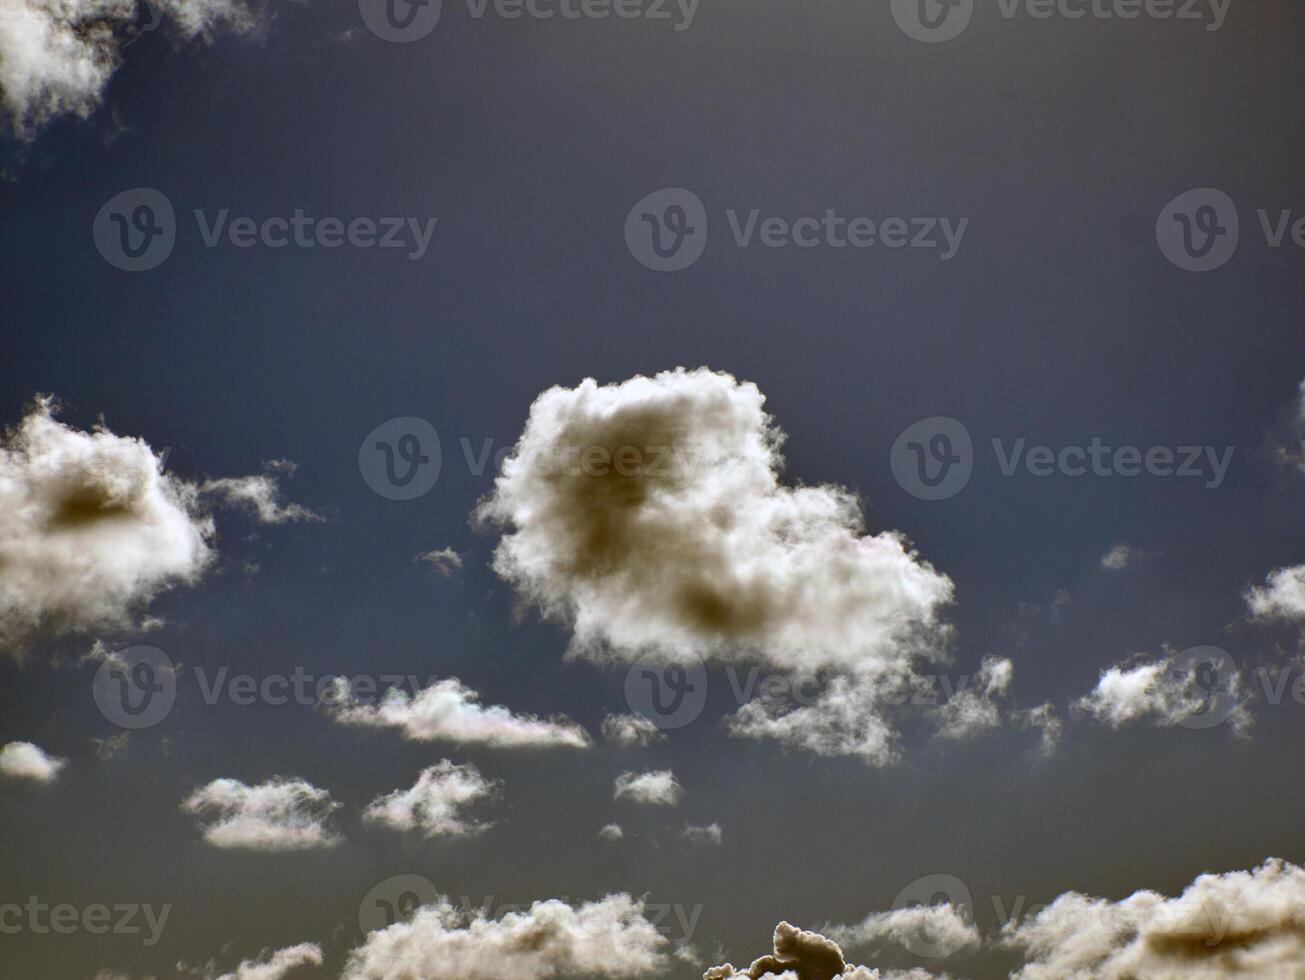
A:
0;397;213;648
1005;858;1305;978
0;397;316;652
477;369;956;761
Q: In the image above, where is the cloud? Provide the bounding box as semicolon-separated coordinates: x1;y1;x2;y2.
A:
825;906;979;960
327;677;590;749
681;822;722;846
932;656;1013;741
1246;565;1305;621
199;463;323;524
91;731;130;760
703;921;944;980
598;823;624;841
1013;702;1064;759
1073;653;1251;736
415;547;464;577
341;892;668;980
727;674;903;766
362;761;499;838
208;943;324;980
601;713;665;746
1100;544;1136;571
613;769;682;806
0;397;214;649
0;740;65;781
181;777;341;850
476;370;954;763
0;0;264;137
1004;858;1305;978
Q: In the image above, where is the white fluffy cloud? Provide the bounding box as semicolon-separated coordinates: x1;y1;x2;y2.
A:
477;369;955;763
328;677;590;749
826;905;980;961
362;761;498;837
199;462;323;525
478;369;952;676
613;769;682;806
1005;858;1305;978
1100;544;1136;571
728;673;904;766
933;656;1013;741
341;893;668;980
0;398;317;650
598;823;624;841
681;822;722;846
0;0;262;136
1073;653;1251;736
0;398;213;648
0;739;65;781
181;777;341;850
208;943;324;980
1246;565;1305;621
415;546;464;576
601;713;664;746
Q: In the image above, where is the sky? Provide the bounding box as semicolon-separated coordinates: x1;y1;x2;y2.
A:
2;0;1305;978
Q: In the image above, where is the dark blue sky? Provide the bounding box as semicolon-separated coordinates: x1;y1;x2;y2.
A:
2;1;1305;977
